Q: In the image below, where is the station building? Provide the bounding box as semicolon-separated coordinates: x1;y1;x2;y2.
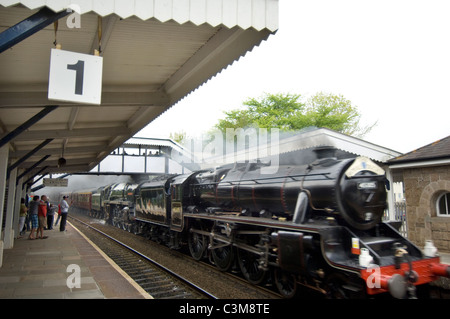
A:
389;135;450;253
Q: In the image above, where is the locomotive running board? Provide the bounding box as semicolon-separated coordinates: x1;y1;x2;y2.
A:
186;213;335;234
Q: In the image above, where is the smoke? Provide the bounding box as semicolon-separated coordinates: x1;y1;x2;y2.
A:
33;174;133;203
173;126;343;170
32;128;360;202
172;128;281;173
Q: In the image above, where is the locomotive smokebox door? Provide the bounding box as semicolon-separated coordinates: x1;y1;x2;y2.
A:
276;231;305;274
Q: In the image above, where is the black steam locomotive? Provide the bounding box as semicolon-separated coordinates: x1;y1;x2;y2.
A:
69;147;450;298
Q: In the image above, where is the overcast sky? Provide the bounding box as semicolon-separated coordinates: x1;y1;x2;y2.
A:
135;0;450;154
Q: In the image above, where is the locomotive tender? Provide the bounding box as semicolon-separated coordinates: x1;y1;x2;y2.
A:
69;147;450;298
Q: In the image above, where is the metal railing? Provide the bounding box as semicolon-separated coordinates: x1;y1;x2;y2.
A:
384;201;408;237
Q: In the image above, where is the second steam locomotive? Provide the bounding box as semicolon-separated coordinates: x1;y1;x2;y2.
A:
68;146;450;298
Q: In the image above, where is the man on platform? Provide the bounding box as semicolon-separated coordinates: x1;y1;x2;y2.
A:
37;195;48;239
59;195;70;232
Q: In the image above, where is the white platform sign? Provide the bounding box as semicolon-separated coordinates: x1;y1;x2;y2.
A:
43;178;68;187
48;49;103;105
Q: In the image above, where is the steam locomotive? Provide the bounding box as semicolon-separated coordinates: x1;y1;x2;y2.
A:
68;147;450;298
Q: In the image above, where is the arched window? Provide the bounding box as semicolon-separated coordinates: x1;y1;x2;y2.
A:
437;192;450;217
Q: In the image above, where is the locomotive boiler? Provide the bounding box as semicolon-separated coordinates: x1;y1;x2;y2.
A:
69;146;450;299
191;147;386;230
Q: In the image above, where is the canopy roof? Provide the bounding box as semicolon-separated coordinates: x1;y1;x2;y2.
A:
0;0;278;177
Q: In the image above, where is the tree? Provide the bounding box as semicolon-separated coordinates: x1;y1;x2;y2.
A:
169;131;187;144
214;93;303;132
213;92;375;138
295;92;376;137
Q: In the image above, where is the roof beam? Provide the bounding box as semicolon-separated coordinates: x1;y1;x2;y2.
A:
8;138;53;174
127;105;167;129
17;155;50;181
19;155;97;169
10;144;106;158
67;107;79;130
44;163;91;174
13;126;131;141
0;7;70;53
22;165;48;187
0;91;170;108
0;105;58;148
62;106;80;162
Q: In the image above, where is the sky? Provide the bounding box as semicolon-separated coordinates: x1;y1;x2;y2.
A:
135;0;450;154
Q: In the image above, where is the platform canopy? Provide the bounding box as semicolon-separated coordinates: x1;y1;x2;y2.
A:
0;0;278;178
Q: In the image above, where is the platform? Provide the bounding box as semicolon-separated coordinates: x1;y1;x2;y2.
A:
0;223;449;299
0;222;152;299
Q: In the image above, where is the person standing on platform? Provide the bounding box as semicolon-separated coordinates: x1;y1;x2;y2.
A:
54;203;61;227
59;195;70;232
47;203;56;230
37;195;48;239
17;198;27;238
28;195;39;240
24;194;31;232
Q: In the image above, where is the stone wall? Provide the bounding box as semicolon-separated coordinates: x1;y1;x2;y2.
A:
403;165;450;252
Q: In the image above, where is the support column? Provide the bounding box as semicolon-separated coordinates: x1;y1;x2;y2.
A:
14;174;25;238
0;145;9;267
4;167;17;249
385;168;396;221
164;155;169;174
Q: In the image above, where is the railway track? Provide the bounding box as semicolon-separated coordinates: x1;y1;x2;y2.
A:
69;212;282;299
69;215;216;299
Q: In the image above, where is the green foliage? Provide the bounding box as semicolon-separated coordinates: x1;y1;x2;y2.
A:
169;131;187;144
213;92;375;138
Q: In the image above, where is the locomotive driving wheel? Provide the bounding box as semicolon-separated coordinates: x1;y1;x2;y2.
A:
188;221;207;261
211;245;235;271
237;248;267;285
274;269;297;298
324;273;351;299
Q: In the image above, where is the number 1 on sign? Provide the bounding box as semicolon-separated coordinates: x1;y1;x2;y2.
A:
48;48;102;104
67;60;84;95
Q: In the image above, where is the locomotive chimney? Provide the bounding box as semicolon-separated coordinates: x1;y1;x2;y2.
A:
313;146;337;159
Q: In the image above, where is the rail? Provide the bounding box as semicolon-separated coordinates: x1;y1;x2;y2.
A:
69;215;217;299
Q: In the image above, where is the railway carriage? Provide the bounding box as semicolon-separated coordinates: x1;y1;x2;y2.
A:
71;189;96;212
91;188;103;218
